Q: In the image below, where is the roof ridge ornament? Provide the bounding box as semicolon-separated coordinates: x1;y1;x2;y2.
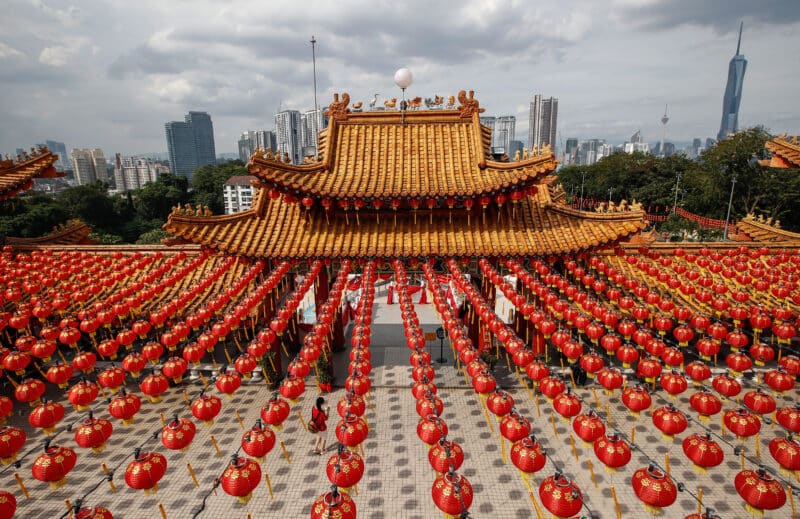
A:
457;90;485;119
326;92;351;121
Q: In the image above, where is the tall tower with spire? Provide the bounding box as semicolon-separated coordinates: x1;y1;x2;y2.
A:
717;22;747;141
660;105;669;157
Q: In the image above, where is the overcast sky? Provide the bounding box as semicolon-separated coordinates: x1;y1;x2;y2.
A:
1;0;798;157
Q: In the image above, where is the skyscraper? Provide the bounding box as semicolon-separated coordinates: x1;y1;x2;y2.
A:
528;95;558;152
492;116;516;155
43;140;68;171
238;131;258;163
275;110;302;165
165;111;217;181
301;109;328;158
70;148;107;185
113;154;160;192
717;23;747;141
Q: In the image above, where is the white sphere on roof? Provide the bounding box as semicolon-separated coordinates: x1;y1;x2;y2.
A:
394;67;413;89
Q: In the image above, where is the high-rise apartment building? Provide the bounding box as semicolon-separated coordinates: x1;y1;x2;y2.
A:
238;130;278;163
275;110;302;165
113;154;160;192
528;95;558;152
42;140;68;171
301;109;328;158
255;130;277;153
492;116;515;155
223;176;257;214
717;23;747;141
623;130;650;154
576;139;611;166
70;148;107;185
165;111;216;181
564;138;579;165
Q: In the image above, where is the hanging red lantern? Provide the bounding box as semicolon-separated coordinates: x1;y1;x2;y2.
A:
712;372;741;398
734;468;787;516
685;361;711;384
765;368;795;394
241;420;275;462
553;390;582;421
652;404;688;441
74;505;112;519
0;490;15;519
344;372;370;396
621;386;651;417
161;357;188;384
279;374;305;403
726;352;753;376
31;443;77;488
0;426;26;465
572;410;606;444
597;368;623;395
326;449;365;492
416;414;447;446
511;434;547;477
215;370;242;398
161;416;196;452
428;438;465;474
500;410;531;441
538;472;583;518
68;380;99;411
780;355;800;376
743;389;776;415
594;433;631;472
337;414;370;448
659;370;688;398
777;405;800;433
337;394;366;418
74;413;114;453
108;390;141;425
631;465;678;515
122;352;146;378
72;350;97;374
45;363;74;388
261;395;291;430
28;400;64;435
486;390;514;418
723;408;761;439
125;449;167;495
220;455;261;504
636;358;662;383
139;373;169;404
432;471;473;519
689;390;722;421
310;488;357;519
192;393;223;426
579;353;604;378
682;433;724;473
769;435;800;474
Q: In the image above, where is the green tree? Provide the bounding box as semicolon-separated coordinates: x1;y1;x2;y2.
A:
56;182;120;233
136;228;169;244
190;161;247;214
134;174;189;221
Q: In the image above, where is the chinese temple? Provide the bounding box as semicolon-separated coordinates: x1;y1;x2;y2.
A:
0;93;798;518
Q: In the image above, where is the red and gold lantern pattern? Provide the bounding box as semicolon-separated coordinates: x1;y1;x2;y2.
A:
241;421;276;462
337;394;366;418
416;415;447;447
539;472;583;518
28;400;64;435
15;378;46;406
45;363;74;388
337;414;370;448
139;373;169;404
500;411;531;442
572;411;606;444
0;490;15;519
429;439;465;474
279;375;305;403
192;394;222;426
97;366;126;393
777;405;800;433
261;396;290;430
221;455;261;504
486;390;514;418
161;417;196;453
215;370;242;398
734;468;786;516
631;465;677;515
769;435;800;474
108;390;141;425
326;449;365;491
621;386;651;417
310;489;357;519
161;357;188;384
594;433;631;473
682;433;724;473
432;472;473;519
32;444;77;488
75;415;113;453
511;435;547;476
553;390;582;421
125;450;167;495
652;405;687;441
0;426;26;465
68;380;99;412
723;408;761;439
689;390;722;421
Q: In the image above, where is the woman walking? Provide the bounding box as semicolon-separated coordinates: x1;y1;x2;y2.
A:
311;396;329;454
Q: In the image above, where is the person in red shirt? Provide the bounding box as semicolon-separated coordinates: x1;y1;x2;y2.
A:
311;396;329;454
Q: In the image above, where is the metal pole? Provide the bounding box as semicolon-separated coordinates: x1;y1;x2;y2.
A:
608;187;614;204
672;172;681;214
579;171;585;210
310;35;319;159
723;172;737;240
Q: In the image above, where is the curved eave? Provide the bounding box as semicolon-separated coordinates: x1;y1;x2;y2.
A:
0;151;60;199
6;220;93;246
736;216;800;243
244;154;556;200
162;196;645;260
765;138;800;168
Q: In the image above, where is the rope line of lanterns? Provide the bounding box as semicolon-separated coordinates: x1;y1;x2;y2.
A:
504;252;796;516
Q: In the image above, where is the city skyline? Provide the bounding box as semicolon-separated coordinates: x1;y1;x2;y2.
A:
1;1;798;156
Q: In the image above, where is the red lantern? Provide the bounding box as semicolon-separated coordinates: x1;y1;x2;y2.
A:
416;414;447;446
72;350;97;374
594;433;631;472
0;490;15;519
28;400;64;435
241;420;275;461
553;390;582;421
682;433;724;473
161;357;188;384
428;438;465;473
337;394;366;418
161;416;196;452
432;471;473;518
45;363;74;388
0;426;26;465
689;390;722;421
777;405;800;433
220;455;261;504
32;444;76;488
726;352;753;376
631;465;678;515
572;410;606;444
261;396;290;430
310;489;357;519
279;374;305;403
597;368;623;395
337;414;370;448
486;389;514;418
74;506;112;519
500;410;531;441
74;413;113;453
765;368;795;393
192;393;222;426
723;408;761;439
125;449;167;495
215;370;242;398
712;372;741;397
621;386;651;416
139;373;169;404
659;370;688;398
122;352;146;378
511;435;547;476
769;435;800;474
539;472;583;518
68;380;99;411
743;389;776;415
326;449;365;491
108;390;141;425
652;404;687;441
685;361;711;383
734;468;787;516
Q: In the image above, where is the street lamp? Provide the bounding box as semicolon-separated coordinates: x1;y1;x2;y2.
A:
578;171;586;211
672;172;681;214
723;172;738;240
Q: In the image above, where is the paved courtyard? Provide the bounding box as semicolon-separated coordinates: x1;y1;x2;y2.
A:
3;297;796;518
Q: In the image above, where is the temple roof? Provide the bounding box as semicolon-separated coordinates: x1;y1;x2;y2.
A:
736;213;800;243
164;187;645;259
0;146;63;200
763;135;800;168
247;93;557;199
5;219;94;246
